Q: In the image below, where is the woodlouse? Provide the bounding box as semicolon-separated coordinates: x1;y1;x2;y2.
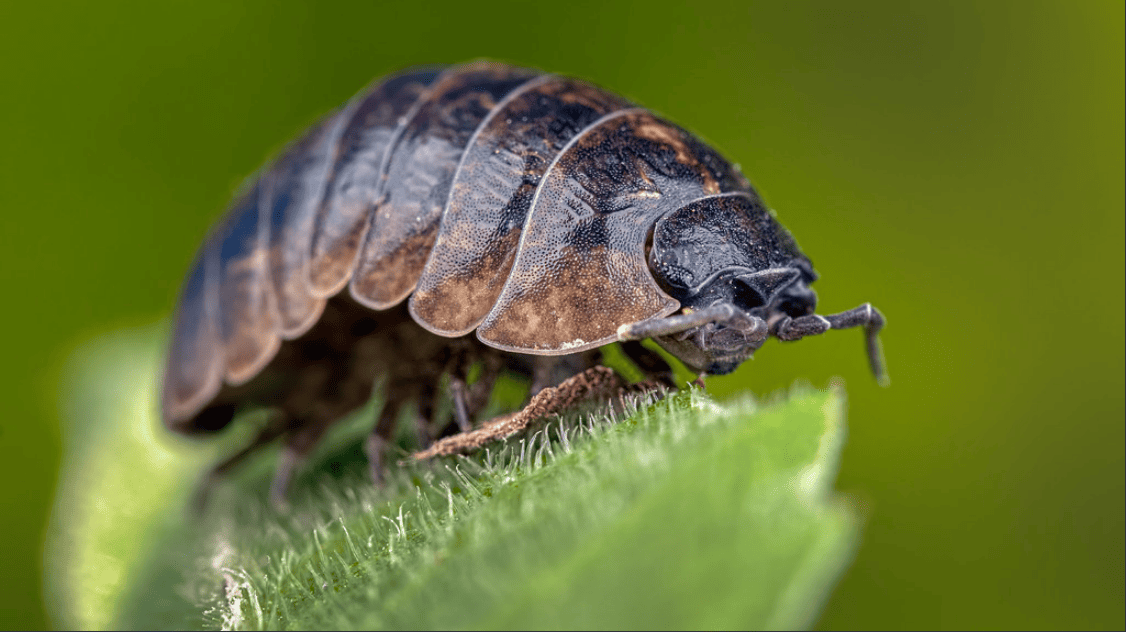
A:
162;61;886;500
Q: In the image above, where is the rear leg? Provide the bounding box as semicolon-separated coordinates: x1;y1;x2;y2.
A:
448;378;473;433
448;354;503;433
411;365;635;460
365;365;504;484
362;382;415;486
268;416;335;508
414;381;440;447
411;348;679;461
530;353;597;395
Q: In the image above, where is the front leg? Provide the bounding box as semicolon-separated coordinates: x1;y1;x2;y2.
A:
363;380;417;485
410;365;627;460
618;340;678;389
446;352;503;433
448;377;473;433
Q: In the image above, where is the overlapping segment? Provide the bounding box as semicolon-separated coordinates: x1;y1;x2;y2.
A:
349;63;540;309
307;68;445;297
162;230;223;426
476;110;751;353
214;182;281;384
409;77;633;336
265;112;349;337
648;192;810;297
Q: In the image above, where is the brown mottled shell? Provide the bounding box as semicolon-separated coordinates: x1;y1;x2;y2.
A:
162;62;754;427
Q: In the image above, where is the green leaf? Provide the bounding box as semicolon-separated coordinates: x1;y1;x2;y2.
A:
46;326;860;630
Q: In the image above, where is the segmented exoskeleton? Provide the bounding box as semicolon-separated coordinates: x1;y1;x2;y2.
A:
163;61;886;501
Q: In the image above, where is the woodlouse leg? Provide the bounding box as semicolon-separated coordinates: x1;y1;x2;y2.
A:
465;355;503;417
363;433;391;486
269;448;300;509
410;365;629;460
414;381;439;448
363;388;409;485
530;353;599;396
269;417;333;508
772;302;888;385
448;377;473;433
442;354;503;435
618;340;678;389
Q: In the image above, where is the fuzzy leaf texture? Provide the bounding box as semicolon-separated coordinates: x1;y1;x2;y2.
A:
45;325;860;630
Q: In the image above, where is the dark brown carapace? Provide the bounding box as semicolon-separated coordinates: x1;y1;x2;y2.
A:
163;62;886;500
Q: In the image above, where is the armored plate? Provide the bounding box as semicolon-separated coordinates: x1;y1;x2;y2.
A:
162;62;760;426
215;182;280;384
408;76;633;336
349;63;540;309
307;68;445;297
264;112;347;338
648;192;811;300
164;236;223;428
475;109;750;353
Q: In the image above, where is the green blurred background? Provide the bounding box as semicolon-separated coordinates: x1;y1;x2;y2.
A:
1;0;1121;628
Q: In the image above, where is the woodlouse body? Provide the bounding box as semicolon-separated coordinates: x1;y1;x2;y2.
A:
163;61;885;492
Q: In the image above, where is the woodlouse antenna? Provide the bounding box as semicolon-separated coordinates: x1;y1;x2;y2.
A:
772;303;889;386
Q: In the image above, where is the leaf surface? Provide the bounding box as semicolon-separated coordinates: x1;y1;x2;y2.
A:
46;326;859;630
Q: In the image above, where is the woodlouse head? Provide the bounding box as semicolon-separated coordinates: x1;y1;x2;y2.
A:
644;192;818;375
